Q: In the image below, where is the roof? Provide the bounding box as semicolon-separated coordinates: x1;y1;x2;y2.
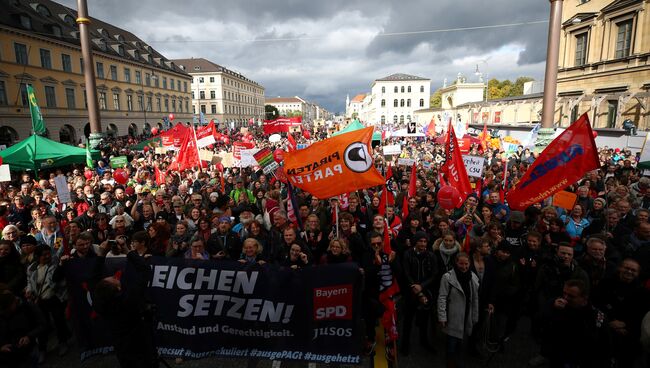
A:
376;73;430;82
351;94;366;103
562;12;597;27
265;97;303;104
0;0;188;76
171;58;263;87
601;0;642;13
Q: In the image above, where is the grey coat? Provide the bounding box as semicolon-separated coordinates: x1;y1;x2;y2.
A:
437;269;480;339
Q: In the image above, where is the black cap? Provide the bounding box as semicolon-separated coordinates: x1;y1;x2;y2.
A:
413;231;429;243
20;235;37;246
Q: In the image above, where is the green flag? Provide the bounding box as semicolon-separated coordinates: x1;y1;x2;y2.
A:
26;85;46;135
86;139;93;168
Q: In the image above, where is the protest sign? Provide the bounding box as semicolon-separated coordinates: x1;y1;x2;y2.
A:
109;156;128;168
461;155;485;178
238;149;260;168
552;191;578;211
397;158;416;166
382;144;401;156
0;164;9;182
66;258;362;364
198;149;214;161
54;175;71;203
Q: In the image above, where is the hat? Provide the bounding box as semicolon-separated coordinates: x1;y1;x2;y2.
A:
218;216;232;223
594;197;607;206
496;242;512;253
412;231;429;243
209;192;219;199
20;235;37;246
510;211;525;223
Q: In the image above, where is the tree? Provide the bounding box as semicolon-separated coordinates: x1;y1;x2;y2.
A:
487;77;534;100
430;89;442;108
265;105;279;120
286;110;303;118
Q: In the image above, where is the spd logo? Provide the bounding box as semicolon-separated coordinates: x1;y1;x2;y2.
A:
313;284;353;321
343;142;372;173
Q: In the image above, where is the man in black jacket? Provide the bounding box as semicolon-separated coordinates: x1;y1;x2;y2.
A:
400;231;437;355
0;288;47;368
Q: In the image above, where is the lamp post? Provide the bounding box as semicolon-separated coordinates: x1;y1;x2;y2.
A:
535;0;564;150
76;0;104;148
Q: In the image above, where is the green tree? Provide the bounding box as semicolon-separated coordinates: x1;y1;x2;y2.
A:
487;77;534;100
430;89;442;108
265;104;279;120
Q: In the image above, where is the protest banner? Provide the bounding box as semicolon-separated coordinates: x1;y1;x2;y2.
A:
397;158;415;166
198;149;214;161
65;258;362;364
552;191;578;211
0;164;10;182
238;149;260;168
461;155;485;178
382;144;401;156
109;156;128;168
54;175;71;203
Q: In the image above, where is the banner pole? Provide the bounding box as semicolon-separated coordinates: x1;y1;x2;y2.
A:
335;203;339;239
191;124;202;173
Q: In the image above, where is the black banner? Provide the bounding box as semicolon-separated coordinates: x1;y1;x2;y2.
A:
65;257;363;364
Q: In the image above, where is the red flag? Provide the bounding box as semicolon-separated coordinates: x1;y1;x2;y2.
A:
440;122;472;199
402;163;417;217
286;183;302;229
426;117;436;137
462;225;472;254
195;120;217;148
478;122;489;152
506;113;600;210
386;162;393;181
287;134;297;152
170;127;203;171
154;165;165;185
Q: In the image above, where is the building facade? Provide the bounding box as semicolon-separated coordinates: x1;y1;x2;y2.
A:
265;96;331;122
345;94;365;119
557;0;650;129
0;0;192;145
172;58;264;128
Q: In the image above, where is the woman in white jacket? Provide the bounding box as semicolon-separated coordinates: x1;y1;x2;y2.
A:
437;252;480;368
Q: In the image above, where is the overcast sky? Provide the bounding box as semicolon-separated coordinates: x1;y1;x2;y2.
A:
58;0;550;113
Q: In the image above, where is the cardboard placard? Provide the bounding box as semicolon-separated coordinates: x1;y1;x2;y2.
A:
238;149;260;168
383;144;401;156
0;164;10;182
552;191;578;211
110;156;128;168
398;158;416;166
198;149;214;161
263;161;279;175
54;175;72;203
462;155;485;178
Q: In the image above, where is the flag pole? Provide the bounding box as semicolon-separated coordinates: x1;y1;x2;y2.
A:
191;123;202;173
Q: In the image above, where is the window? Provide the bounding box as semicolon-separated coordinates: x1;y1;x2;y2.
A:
96;62;104;78
571;104;579;124
178;100;182;113
407;115;411;122
575;33;588;66
80;57;84;71
393;115;398;124
0;81;7;106
164;99;169;112
400;115;404;124
607;100;617;128
145;73;150;86
210;77;214;83
420;86;424;93
44;86;56;107
63;15;75;27
61;54;72;72
156;97;161;112
177;82;181;92
39;49;51;69
19;84;28;106
615;20;633;58
200;91;205;99
394;86;398;93
138;95;144;111
419;99;424;107
112;93;120;110
401;86;405;93
162;77;167;89
210;90;215;99
19;15;31;29
99;92;107;110
170;78;175;90
193;105;196;114
199;77;204;83
171;99;176;112
185;101;188;112
381;99;385;107
400;99;405;107
14;43;28;65
394;99;398;107
200;105;206;113
183;82;187;92
381;86;385;93
83;90;87;107
146;97;152;111
381;115;386;124
36;5;51;17
154;76;159;88
110;65;117;80
407;86;411;93
407;99;411;107
124;68;131;83
126;95;133;111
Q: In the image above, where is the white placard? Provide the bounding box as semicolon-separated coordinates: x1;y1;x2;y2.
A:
462;155;485;178
54;175;72;203
238;149;260;167
263;161;279;175
398;158;416;166
383;144;401;156
198;149;214;161
0;165;9;182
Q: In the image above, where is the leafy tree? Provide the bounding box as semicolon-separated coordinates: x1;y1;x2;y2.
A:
286;110;303;118
265;105;279;120
430;89;442;108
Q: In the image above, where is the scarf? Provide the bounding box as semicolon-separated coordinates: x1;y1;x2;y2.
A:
454;267;472;320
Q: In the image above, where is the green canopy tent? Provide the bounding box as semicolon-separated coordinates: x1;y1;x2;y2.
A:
130;136;161;151
333;120;382;141
0;135;100;171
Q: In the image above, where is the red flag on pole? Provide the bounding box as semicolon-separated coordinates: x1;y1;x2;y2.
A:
478;122;489;152
287;134;297;152
506;113;600;210
402;163;417;217
154;165;165;185
440;121;472;200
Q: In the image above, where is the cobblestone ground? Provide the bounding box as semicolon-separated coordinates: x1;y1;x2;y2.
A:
43;317;542;368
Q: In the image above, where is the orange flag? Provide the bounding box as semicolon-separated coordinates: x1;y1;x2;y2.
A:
283;127;384;199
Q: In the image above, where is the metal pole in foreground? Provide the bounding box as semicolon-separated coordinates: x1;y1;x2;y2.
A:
77;0;104;148
535;0;564;151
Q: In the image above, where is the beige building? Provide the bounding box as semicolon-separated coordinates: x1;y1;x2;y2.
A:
265;96;331;122
557;0;650;129
0;0;192;145
345;93;365;119
172;58;265;128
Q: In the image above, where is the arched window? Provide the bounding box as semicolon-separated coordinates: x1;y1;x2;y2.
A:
400;115;404;124
381;115;386;124
381;86;385;93
407;99;411;107
407;115;411;122
393;115;398;124
36;5;51;17
407;86;411;93
400;99;405;107
420;85;424;93
394;99;398;107
394;86;398;93
381;99;386;107
419;98;424;107
401;86;405;93
0;126;19;146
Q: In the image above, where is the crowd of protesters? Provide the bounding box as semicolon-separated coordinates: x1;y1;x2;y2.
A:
0;122;649;368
